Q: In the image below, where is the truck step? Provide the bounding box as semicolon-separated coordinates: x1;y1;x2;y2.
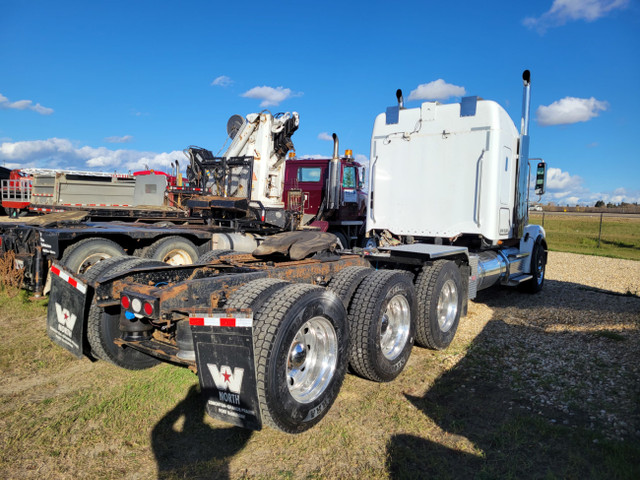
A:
504;274;533;286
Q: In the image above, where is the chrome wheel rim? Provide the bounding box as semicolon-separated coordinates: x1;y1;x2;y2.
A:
380;294;411;360
437;279;458;332
286;316;338;404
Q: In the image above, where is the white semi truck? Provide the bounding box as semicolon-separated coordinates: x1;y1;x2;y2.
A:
46;70;547;434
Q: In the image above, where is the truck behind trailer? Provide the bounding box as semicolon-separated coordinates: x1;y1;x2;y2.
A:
1;112;368;295
46;71;547;434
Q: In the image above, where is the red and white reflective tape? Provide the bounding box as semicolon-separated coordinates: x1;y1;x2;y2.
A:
29;207;64;212
32;193;54;197
169;187;203;192
59;203;132;207
189;315;252;327
50;264;87;294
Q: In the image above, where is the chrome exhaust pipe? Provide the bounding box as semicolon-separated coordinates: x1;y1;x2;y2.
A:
328;134;341;210
514;70;532;238
520;70;531;135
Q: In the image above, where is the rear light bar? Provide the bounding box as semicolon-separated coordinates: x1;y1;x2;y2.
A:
121;290;159;319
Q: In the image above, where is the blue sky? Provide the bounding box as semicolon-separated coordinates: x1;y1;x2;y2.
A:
1;0;638;206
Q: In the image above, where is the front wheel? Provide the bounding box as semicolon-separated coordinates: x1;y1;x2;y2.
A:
520;238;547;293
252;284;349;433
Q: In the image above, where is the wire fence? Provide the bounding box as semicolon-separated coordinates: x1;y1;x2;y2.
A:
529;212;640;261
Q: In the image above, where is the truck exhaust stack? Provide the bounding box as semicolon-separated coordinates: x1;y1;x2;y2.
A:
520;70;531;136
328;134;341;210
396;89;404;109
514;69;532;238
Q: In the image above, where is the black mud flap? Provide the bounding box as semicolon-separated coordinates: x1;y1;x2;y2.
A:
46;264;90;358
190;309;262;431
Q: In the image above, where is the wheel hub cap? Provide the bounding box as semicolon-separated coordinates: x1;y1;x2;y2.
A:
286;317;338;404
380;294;411;361
437;279;458;332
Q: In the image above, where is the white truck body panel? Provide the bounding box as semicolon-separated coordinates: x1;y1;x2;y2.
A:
367;99;519;243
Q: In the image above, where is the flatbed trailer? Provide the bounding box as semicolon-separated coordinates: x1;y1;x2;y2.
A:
0;211;229;295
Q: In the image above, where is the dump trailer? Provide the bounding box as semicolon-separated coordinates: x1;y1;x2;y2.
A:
1;112;367;295
46;71;547;434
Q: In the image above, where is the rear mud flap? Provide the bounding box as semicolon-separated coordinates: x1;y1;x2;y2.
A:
190;310;262;431
46;264;89;358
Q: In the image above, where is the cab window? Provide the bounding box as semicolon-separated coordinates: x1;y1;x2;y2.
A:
342;166;356;188
297;167;322;183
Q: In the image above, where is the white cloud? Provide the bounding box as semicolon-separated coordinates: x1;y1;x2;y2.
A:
211;75;233;87
104;135;134;144
241;86;302;107
546;166;585;191
0;92;54;115
524;0;629;32
0;138;184;172
529;166;640;205
354;154;369;164
408;79;466;101
318;132;333;141
536;97;608;126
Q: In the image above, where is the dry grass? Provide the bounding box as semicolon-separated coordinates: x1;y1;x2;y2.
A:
0;251;25;296
0;252;638;479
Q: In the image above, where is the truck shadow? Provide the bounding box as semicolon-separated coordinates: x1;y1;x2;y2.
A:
151;385;252;480
385;279;640;478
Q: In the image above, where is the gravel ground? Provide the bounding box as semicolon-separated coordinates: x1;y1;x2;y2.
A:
461;251;640;442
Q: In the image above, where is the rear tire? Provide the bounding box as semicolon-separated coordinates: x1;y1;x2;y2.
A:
197;249;237;265
60;238;126;275
327;266;374;309
226;277;290;310
85;257;166;369
143;236;199;265
251;284;349;433
414;260;462;350
348;270;415;382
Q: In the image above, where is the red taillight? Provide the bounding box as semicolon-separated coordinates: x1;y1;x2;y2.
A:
121;295;130;309
143;302;154;316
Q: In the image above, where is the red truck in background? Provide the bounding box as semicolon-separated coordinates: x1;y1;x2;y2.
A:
283;149;367;249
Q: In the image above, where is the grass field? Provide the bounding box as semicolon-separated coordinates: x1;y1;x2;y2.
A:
1;251;639;480
529;213;640;261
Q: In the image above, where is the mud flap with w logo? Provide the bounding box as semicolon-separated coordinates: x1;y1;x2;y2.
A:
190;310;262;431
46;265;89;358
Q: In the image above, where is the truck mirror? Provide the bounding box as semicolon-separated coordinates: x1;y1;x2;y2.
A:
535;162;546;195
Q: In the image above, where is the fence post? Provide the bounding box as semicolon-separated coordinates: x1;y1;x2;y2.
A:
542;212;545;228
597;213;603;248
